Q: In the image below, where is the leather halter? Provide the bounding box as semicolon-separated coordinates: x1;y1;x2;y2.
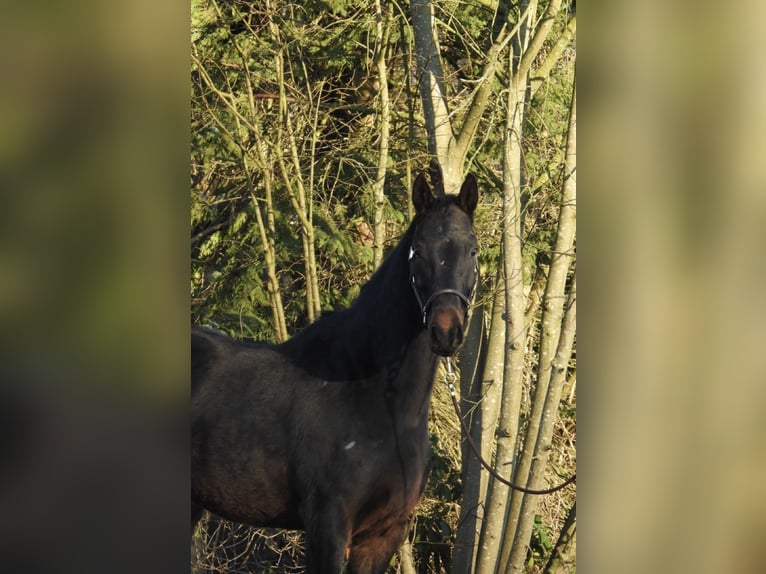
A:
409;244;478;326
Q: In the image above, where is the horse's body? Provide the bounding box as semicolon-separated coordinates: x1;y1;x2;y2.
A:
192;165;478;573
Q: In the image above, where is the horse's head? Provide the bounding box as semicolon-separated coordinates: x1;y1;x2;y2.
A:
409;163;479;357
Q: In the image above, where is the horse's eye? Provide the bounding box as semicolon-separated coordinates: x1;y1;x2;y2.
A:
408;246;420;261
470;248;478;258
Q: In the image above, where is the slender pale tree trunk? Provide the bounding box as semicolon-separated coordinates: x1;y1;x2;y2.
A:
473;2;536;571
266;0;321;322
453;283;486;574
502;75;575;574
283;105;321;321
454;271;506;574
411;0;513;190
236;48;289;342
411;0;524;194
243;153;288;342
504;274;576;572
543;502;576;574
398;537;417;574
474;79;529;574
372;0;391;269
411;0;461;191
303;76;325;322
530;15;576;98
397;13;416;221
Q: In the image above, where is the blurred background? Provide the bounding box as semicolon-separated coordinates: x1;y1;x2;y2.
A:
0;0;190;572
582;1;766;572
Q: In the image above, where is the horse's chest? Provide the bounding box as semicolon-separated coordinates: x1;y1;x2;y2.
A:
347;435;429;539
346;426;430;506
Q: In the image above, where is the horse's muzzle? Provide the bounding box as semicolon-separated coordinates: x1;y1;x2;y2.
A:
428;305;465;356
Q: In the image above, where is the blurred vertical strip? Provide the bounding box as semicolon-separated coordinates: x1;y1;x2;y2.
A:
0;0;190;572
583;0;766;572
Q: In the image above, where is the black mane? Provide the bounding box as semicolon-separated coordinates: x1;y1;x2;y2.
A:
276;217;422;380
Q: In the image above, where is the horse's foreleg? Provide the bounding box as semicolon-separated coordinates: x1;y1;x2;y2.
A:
347;521;409;574
304;501;351;574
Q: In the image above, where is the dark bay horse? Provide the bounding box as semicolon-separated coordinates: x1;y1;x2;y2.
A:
192;164;479;573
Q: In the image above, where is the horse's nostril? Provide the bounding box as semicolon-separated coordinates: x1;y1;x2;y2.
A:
430;318;464;355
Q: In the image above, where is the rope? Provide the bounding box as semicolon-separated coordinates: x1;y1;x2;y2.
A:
444;358;576;495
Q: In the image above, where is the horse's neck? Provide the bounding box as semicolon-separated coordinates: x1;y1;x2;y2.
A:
387;331;440;426
356;252;439;421
278;228;440;410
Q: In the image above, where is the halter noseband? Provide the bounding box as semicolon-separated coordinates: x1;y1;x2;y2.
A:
409;244;478;326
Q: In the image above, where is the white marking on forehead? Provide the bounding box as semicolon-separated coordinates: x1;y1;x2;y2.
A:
344;441;356;450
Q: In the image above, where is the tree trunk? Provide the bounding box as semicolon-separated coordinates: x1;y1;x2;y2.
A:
473;1;536;569
544;502;576;574
454;269;508;574
474;76;530;574
398;537;417;574
372;0;391;270
239;56;289;341
243;153;288;342
530;15;576;98
502;74;576;574
411;0;524;194
454;280;487;574
267;0;321;323
411;0;460;191
505;272;576;573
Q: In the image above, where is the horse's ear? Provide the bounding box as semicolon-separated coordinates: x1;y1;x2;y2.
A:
429;159;446;197
412;172;433;214
459;174;478;216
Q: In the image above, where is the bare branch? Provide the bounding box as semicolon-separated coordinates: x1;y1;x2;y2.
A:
530;15;576;98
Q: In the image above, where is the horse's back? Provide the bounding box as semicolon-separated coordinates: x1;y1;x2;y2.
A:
191;326;302;527
192;326;280;395
191;326;222;394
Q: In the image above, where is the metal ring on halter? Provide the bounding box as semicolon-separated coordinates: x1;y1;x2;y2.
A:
444;357;458;391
